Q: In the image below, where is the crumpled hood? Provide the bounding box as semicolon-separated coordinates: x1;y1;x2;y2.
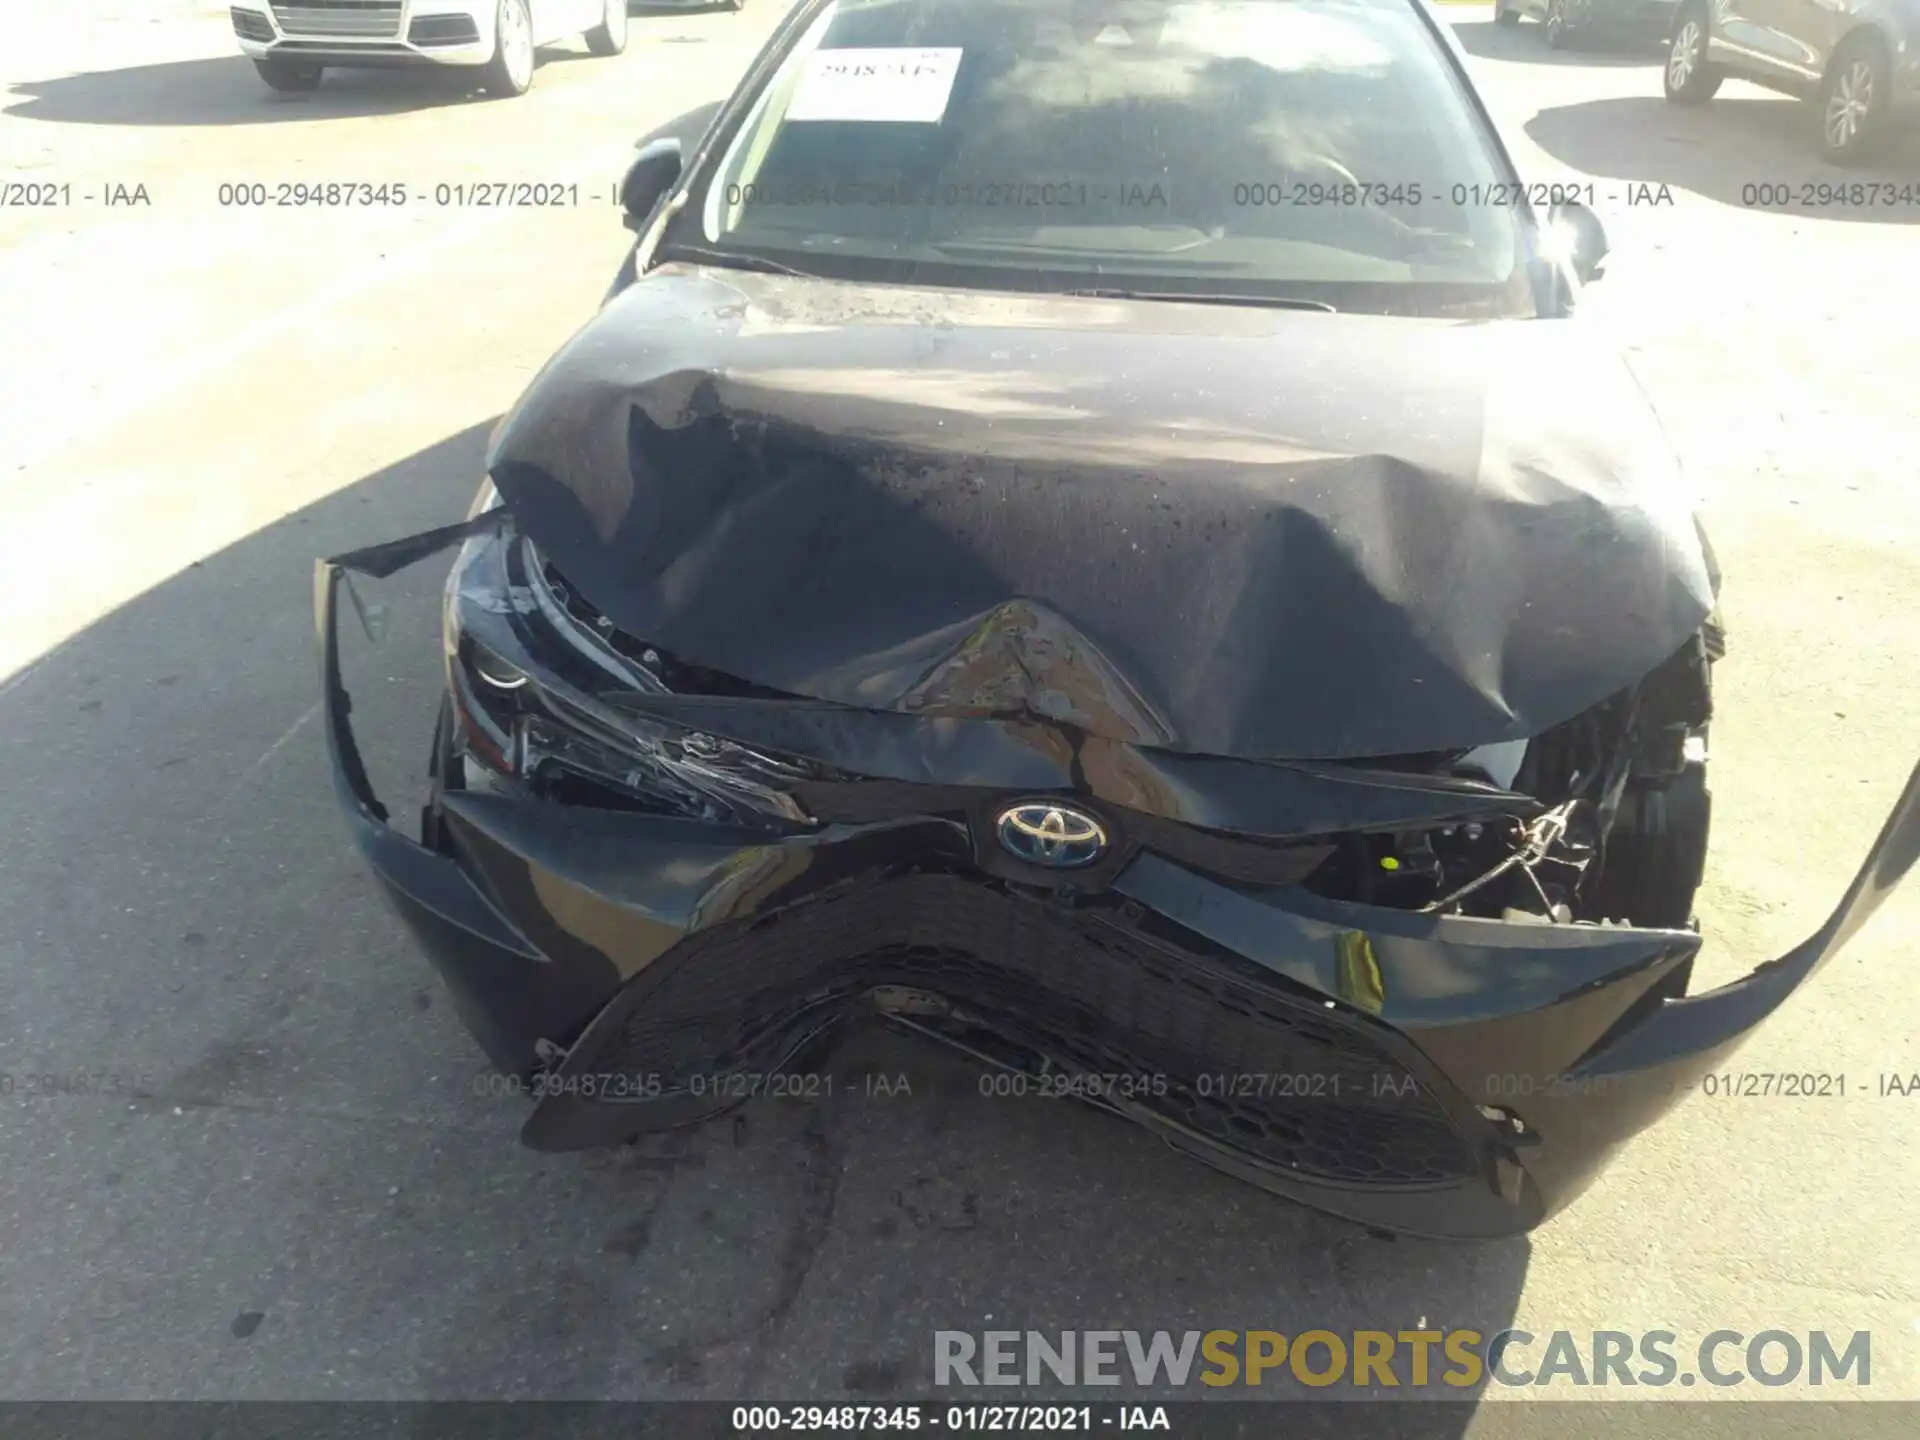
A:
485;266;1711;762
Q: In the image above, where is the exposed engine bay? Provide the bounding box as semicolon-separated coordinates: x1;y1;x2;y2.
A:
1302;619;1721;930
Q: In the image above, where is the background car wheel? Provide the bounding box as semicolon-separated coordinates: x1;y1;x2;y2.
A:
585;0;628;56
1493;0;1522;25
253;58;323;92
1817;37;1892;165
1544;0;1572;47
1663;4;1721;103
480;0;536;97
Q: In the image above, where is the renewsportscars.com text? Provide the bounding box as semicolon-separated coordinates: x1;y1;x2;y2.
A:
934;1329;1871;1390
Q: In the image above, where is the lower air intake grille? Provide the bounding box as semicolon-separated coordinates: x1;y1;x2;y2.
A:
583;873;1477;1188
269;1;402;38
409;14;481;44
231;8;277;41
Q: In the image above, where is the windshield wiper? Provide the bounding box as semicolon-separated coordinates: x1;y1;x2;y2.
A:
1056;288;1336;312
659;243;816;278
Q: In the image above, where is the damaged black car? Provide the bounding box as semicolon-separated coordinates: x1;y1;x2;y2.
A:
317;0;1920;1238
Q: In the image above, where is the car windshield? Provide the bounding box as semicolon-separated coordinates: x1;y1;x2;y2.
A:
658;0;1543;316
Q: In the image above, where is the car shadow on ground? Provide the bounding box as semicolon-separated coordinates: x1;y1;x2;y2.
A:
1526;94;1920;224
1448;17;1665;66
4;54;532;126
0;419;1528;1408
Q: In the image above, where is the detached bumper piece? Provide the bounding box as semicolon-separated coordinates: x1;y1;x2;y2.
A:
316;518;1920;1239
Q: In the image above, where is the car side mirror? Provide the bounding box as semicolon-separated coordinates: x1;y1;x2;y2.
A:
620;138;683;233
1547;200;1609;285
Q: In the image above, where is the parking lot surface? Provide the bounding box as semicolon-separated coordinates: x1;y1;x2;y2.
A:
3;0;1918;1418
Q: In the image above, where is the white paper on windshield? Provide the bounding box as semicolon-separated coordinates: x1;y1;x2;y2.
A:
786;47;964;124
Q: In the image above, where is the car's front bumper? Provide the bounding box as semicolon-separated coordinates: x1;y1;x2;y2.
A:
316;518;1920;1240
231;3;494;68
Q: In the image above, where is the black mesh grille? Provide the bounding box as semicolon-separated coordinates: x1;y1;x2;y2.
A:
584;873;1478;1187
231;7;276;41
408;14;481;44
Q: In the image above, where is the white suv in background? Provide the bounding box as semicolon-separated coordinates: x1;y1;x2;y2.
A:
229;0;630;97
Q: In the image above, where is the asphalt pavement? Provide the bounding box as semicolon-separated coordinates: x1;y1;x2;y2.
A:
2;0;1917;1418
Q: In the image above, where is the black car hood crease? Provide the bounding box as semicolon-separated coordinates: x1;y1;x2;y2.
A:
484;266;1713;762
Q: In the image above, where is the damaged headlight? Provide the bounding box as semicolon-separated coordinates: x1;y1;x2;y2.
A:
441;516;815;828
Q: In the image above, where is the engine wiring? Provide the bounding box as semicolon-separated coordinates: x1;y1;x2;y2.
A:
1420;800;1588;915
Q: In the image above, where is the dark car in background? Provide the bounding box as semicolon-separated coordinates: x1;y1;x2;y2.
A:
1664;0;1920;161
317;0;1920;1239
1495;0;1677;51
